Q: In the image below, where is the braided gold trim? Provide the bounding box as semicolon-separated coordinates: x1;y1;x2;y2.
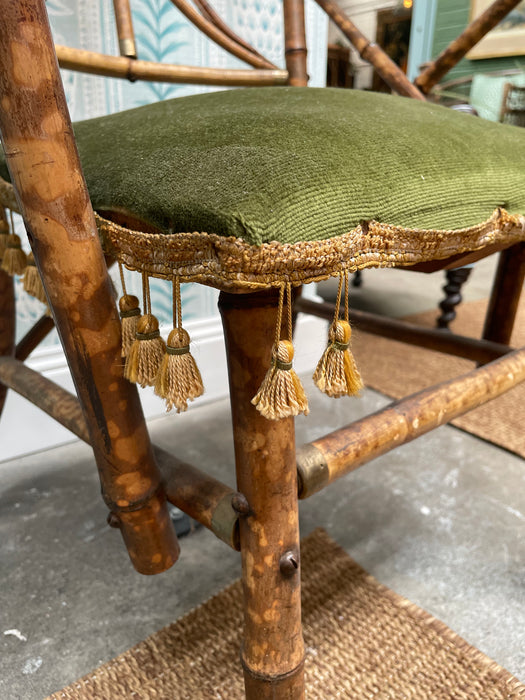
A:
97;208;525;291
1;176;524;291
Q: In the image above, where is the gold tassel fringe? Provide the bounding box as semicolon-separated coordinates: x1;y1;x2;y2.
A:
119;294;141;358
313;271;363;398
124;313;166;388
22;253;47;304
1;234;27;276
252;339;309;420
0;218;8;259
252;284;309;420
155;328;204;413
313;319;363;397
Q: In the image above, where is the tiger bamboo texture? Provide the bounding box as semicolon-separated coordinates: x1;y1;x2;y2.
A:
193;0;274;66
0;270;15;418
297;345;525;498
112;0;137;58
295;297;512;365
314;0;425;100
219;290;305;699
283;0;309;87
169;0;276;70
0;0;179;575
55;45;288;86
415;0;523;94
154;447;241;550
483;242;525;345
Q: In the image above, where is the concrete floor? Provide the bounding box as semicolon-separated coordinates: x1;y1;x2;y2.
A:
1;262;524;699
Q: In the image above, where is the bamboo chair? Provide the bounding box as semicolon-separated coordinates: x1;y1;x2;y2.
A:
1;1;525;697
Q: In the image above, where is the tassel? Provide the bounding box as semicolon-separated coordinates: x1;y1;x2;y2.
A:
119;294;141;358
117;264;141;358
1;233;27;276
155;329;204;413
0;211;8;259
124;273;165;387
313;320;363;397
124;313;166;387
22;253;47;304
252;283;309;420
155;278;204;413
313;271;363;398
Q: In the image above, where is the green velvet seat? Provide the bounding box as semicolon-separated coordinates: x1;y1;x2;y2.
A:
1;86;525;247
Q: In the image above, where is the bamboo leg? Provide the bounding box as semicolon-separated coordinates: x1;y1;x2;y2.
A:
219;290;305;699
483;243;525;345
0;269;15;418
0;0;179;574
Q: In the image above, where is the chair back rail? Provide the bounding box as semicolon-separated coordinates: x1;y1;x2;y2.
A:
170;0;278;70
193;0;271;63
54;45;288;86
33;0;519;98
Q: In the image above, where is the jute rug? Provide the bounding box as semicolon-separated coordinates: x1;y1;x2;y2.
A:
352;297;525;458
47;529;523;700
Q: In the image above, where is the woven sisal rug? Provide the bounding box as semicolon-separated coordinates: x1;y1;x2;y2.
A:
47;529;523;699
352;297;525;458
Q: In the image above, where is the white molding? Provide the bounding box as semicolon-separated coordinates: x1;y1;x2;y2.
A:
0;313;326;463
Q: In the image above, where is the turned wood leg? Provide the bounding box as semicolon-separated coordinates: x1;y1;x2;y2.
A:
0;0;179;574
437;267;472;330
219;290;305;699
483;243;525;345
0;269;15;418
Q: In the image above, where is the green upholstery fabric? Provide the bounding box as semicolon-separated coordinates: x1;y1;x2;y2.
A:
1;87;525;245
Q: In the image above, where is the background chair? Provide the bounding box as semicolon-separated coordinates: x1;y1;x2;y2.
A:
1;1;525;697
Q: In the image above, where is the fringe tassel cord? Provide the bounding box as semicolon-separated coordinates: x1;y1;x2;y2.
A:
155;277;204;413
124;272;165;387
313;270;363;397
252;283;309;420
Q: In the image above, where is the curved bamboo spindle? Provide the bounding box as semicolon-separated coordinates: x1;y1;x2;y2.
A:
193;0;275;66
315;0;425;100
415;0;523;94
113;0;137;58
0;0;179;575
169;0;277;70
55;45;287;86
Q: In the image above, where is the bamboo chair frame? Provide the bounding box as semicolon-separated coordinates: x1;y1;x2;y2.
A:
1;0;525;697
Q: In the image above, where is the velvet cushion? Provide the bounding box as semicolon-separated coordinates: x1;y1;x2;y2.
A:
1;87;524;246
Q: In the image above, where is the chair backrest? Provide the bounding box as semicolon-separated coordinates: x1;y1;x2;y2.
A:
50;0;523;105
